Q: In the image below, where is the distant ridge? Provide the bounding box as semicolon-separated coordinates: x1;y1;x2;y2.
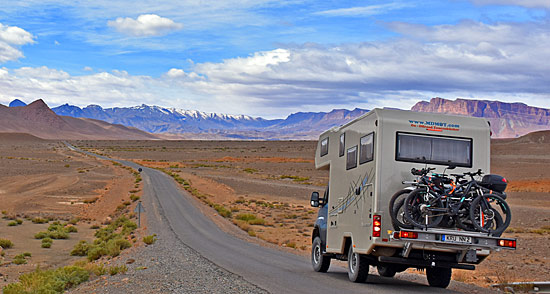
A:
0;132;44;142
412;97;550;138
51;102;369;140
0;100;158;140
8;99;27;107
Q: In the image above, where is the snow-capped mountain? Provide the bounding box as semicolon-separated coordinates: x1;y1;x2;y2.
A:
50;103;369;139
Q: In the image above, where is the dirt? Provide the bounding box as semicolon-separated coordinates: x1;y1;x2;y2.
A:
0;139;141;288
2;136;548;291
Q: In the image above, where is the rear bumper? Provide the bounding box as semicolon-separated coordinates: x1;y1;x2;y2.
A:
378;256;475;270
392;228;517;251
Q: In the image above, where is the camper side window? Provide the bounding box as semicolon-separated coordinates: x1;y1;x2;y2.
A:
339;133;345;157
346;146;358;170
396;132;472;167
320;137;329;157
359;133;374;164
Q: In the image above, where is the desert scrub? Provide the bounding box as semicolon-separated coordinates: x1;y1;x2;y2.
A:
42;238;53;248
130;194;140;201
0;238;14;248
213;204;232;218
32;217;48;224
235;213;266;225
109;265;128;275
280;175;310;182
2;265;89;294
72;216;136;261
13;253;31;265
34;222;75;240
143;234;157;245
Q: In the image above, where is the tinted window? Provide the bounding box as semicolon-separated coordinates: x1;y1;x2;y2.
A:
346;146;358;170
339;133;345;157
359;133;374;164
396;133;472;167
320;137;329;157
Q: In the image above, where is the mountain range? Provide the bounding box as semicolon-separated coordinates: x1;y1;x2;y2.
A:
0;100;157;140
2;97;550;140
412;98;550;138
50;102;369;140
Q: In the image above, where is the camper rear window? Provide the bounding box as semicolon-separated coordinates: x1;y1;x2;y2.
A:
339;133;345;157
359;133;374;164
396;133;472;167
346;146;358;170
320;137;329;157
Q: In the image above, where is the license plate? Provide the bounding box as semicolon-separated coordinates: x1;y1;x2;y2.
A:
442;234;472;244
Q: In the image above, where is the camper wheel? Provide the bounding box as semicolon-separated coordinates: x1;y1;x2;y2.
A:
311;236;331;272
426;267;452;288
347;245;369;283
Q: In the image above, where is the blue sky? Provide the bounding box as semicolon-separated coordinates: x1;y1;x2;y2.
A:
0;0;548;118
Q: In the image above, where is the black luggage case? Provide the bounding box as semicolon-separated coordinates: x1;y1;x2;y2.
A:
480;174;507;193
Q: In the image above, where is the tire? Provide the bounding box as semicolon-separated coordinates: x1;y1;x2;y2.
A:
389;189;414;230
347;246;369;283
426;267;452;288
403;189;444;228
311;236;331;272
469;194;511;236
377;264;397;278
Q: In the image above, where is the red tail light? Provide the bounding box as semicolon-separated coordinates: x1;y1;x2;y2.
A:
498;239;516;248
399;231;418;239
373;215;381;237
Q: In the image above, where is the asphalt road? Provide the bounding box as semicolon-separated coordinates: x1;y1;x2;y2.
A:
67;143;472;294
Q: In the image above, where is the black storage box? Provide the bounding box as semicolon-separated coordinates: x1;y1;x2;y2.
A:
480;174;507;193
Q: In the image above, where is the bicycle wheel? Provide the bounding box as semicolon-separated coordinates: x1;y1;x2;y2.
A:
469;194;511;236
403;189;444;228
389;189;414;230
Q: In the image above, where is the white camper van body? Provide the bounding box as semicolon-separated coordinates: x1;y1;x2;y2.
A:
313;108;511;262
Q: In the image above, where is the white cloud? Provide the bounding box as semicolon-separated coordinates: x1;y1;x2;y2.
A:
1;19;550;118
313;3;412;17
0;23;34;63
108;14;183;37
471;0;550;8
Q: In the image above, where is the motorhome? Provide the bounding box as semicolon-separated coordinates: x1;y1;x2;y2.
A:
310;108;516;288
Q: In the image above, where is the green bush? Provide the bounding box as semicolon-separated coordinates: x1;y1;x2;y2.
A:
236;213;256;221
70;241;90;256
248;218;266;226
106;238;131;257
0;238;14;248
34;231;49;239
143;234;157;245
66;226;78;233
7;221;17;226
213;204;232;218
41;242;52;248
87;245;108;261
109;265;128;275
16;219;23;225
13;256;27;265
2;265;89;294
32;217;48;224
130;194;140;201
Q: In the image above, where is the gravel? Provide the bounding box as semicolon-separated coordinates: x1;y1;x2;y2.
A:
69;182;268;294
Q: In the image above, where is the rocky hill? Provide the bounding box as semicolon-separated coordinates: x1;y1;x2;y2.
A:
0;100;158;140
412;98;550;138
